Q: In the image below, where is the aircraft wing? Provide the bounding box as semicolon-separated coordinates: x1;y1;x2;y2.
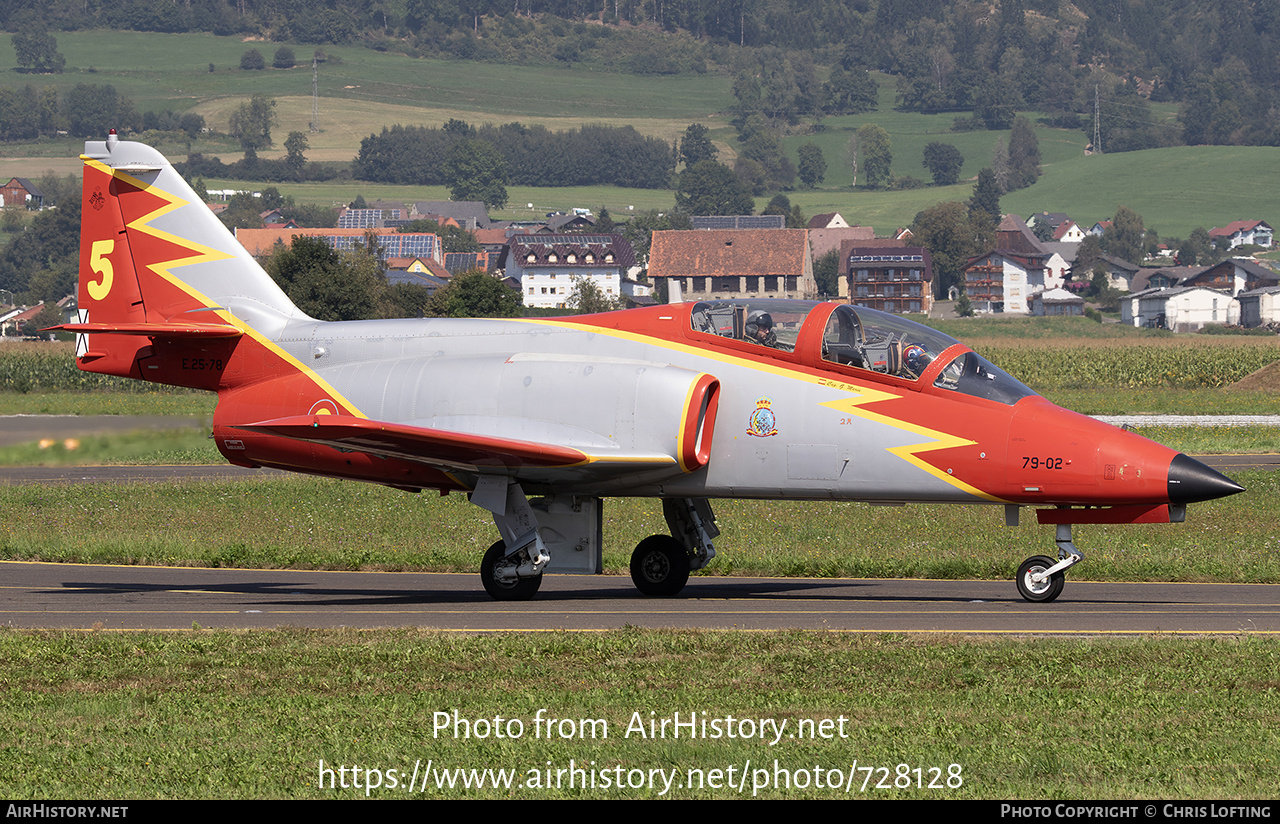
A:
233;415;682;482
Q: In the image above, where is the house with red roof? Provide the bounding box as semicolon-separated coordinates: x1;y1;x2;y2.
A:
648;229;815;303
1209;220;1273;251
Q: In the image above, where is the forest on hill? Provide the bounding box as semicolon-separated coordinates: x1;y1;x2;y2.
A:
5;0;1280;151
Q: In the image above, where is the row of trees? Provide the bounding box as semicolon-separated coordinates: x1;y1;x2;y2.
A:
0;83;178;141
353;120;674;190
846;116;1039;193
909;168;1003;301
0;174;80;306
239;46;299;70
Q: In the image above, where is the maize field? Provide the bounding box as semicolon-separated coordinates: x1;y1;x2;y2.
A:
3;335;1279;394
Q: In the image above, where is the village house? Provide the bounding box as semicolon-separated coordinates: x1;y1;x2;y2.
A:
648;229;815;303
385;264;450;297
1236;286;1280;328
338;202;411;228
690;215;786;230
807;212;850;229
234;227;443;264
1179;258;1279;296
1122;286;1234;331
386;256;448;279
1072;254;1141;292
842;246;933;315
443;251;492;274
412;200;491;231
1128;265;1204;293
1209;220;1273;251
0;303;48;336
962;249;1049;314
961;216;1063;313
1027;212;1086;243
539;213;596;233
808;225;877;271
0;178;44;210
1029;287;1085;316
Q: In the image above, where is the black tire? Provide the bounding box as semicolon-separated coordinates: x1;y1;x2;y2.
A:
480;540;541;601
630;535;691;596
1016;555;1065;603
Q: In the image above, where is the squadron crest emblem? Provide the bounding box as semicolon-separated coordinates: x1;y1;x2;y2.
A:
89;188;105;211
746;397;778;437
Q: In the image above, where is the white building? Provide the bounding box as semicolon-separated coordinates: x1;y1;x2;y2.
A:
962;250;1049;314
1209;220;1273;251
1123;286;1234;331
504;234;640;309
1236;286;1280;328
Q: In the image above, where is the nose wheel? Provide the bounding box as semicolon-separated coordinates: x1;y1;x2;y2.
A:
1015;523;1082;603
1016;555;1065;602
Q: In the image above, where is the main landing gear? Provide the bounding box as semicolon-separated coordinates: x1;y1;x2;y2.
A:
471;476;719;601
1016;523;1083;603
630;535;690;596
481;539;543;601
628;498;719;597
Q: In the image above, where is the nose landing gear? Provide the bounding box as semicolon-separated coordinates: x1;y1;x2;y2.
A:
1016;523;1083;603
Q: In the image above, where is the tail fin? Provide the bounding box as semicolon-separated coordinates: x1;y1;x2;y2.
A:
64;131;307;388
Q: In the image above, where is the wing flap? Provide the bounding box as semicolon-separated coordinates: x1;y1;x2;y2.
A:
233;415;678;476
50;322;243;338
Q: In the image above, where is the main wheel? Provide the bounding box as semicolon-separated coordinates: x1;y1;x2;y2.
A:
630;535;691;596
480;540;542;601
1016;555;1065;603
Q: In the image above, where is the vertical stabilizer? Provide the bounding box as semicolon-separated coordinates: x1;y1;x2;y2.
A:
77;133;306;333
65;133;311;388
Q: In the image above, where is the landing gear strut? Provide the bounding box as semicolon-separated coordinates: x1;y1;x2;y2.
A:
1016;523;1083;603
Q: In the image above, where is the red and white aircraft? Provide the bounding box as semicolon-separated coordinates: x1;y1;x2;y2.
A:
55;133;1243;602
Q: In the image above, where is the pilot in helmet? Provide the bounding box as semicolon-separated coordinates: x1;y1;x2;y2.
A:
902;343;932;378
745;311;777;347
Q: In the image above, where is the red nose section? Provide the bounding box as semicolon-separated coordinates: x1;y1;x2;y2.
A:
998;399;1245;507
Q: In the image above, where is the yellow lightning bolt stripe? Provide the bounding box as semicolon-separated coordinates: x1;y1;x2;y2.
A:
83;157;369;419
513;317;1007;501
84;158;236;282
820;394;1006;502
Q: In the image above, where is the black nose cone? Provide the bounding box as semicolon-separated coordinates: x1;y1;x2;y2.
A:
1168;453;1245;504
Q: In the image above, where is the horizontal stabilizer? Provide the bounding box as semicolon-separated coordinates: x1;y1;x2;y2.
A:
50;322;243;338
233;415;679;478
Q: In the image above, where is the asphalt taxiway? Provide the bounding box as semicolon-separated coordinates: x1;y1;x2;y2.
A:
2;415;1274;634
4;561;1277;634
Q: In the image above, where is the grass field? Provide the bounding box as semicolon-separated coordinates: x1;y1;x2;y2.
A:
0;426;217;466
2;630;1277;799
1;31;734;124
3;471;1275;583
0;389;216;417
198;175;682;222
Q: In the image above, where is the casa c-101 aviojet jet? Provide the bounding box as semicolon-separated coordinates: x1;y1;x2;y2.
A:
53;133;1244;603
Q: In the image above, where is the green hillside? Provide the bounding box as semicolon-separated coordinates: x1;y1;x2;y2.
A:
1;31;732;132
3;30;1277;237
1002;145;1280;239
